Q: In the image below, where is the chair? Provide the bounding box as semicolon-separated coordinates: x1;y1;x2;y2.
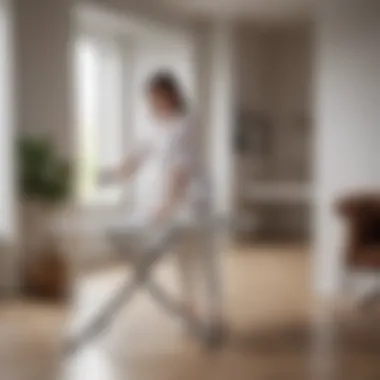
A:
338;194;380;309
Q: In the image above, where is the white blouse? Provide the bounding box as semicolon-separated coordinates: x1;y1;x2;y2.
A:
132;114;207;223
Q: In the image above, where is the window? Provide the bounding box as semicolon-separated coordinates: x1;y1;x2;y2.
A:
75;35;125;205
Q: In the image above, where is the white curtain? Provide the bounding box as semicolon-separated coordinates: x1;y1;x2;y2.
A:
0;0;14;241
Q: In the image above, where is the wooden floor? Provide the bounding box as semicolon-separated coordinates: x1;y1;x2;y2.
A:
0;245;379;380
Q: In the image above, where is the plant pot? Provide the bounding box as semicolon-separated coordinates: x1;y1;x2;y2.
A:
21;201;68;300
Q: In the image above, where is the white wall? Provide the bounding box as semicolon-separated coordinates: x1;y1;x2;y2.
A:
314;0;380;297
208;23;235;217
14;0;73;152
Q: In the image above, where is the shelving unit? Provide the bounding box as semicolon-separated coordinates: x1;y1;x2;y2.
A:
242;181;312;204
234;25;313;243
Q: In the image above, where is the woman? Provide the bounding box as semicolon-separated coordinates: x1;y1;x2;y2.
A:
100;71;208;319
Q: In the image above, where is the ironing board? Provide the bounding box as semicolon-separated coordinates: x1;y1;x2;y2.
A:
62;213;225;356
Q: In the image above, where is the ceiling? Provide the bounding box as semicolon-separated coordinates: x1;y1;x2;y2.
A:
159;0;315;23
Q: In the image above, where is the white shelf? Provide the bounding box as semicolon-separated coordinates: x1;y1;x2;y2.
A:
242;181;312;204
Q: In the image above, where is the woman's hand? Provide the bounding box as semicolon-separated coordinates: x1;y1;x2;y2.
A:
97;152;145;187
97;168;119;187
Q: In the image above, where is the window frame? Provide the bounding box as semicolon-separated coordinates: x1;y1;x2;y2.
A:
74;28;135;210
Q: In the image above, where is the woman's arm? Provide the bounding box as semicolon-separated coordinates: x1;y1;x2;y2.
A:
98;140;150;185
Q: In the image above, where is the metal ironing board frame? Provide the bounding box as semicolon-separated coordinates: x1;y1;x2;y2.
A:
64;217;225;357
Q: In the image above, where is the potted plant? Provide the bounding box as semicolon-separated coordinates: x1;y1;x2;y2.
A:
18;134;72;300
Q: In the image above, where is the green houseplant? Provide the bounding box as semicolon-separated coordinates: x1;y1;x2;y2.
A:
18;134;73;299
19;134;72;204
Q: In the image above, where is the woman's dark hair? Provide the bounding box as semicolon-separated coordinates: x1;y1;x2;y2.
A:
147;71;187;113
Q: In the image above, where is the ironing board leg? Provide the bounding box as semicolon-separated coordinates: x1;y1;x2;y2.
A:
63;225;225;356
146;280;209;341
145;229;225;347
64;278;138;356
64;231;177;356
